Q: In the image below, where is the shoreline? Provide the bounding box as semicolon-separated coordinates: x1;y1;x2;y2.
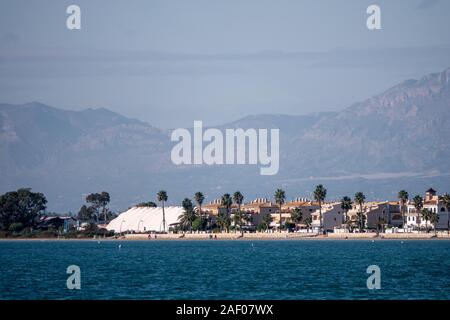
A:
1;232;450;241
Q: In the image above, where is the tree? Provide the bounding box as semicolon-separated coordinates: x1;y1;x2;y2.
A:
412;195;423;232
376;217;387;235
194;192;205;225
429;210;439;235
86;191;110;223
440;193;450;235
262;213;273;231
0;188;47;230
290;208;303;230
157;190;168;232
420;208;432;233
398;190;409;228
304;216;312;233
354;192;366;232
216;211;231;232
274;188;286;232
191;217;203;232
77;205;95;222
221;193;232;232
313;185;327;234
136;201;157;208
233;191;244;235
179;198;195;232
340;196;353;229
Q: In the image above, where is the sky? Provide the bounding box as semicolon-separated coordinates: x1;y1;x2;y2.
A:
1;0;450;128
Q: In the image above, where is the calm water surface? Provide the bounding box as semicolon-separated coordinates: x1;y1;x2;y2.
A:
1;240;449;300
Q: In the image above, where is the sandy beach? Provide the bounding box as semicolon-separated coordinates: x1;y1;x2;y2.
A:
1;232;450;241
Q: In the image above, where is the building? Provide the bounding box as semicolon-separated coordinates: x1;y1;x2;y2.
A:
36;216;78;232
242;198;279;226
406;188;449;230
311;203;344;232
106;206;184;233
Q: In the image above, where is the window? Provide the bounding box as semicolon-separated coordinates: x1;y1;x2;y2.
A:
441;207;446;212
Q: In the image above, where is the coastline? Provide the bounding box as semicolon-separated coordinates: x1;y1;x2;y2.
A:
1;232;449;241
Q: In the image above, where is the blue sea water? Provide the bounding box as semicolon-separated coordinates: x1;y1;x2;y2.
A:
0;240;449;300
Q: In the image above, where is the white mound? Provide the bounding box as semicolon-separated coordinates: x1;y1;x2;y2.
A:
106;206;183;232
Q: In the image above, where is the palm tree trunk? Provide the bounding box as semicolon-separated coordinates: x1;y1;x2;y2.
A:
279;204;282;233
239;204;243;236
162;202;166;232
319;201;322;234
417;213;421;233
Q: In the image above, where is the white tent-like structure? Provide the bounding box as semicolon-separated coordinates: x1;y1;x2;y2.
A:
106;206;184;233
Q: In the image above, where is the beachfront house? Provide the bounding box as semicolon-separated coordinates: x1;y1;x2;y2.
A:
311;202;344;232
406;188;449;230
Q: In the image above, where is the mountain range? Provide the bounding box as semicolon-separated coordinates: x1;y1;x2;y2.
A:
1;68;450;212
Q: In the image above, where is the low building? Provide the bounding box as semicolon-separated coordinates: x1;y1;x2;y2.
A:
311;203;344;232
106;206;184;233
36;216;78;232
242;198;279;226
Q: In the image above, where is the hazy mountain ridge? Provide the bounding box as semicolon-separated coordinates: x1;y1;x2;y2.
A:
1;68;450;211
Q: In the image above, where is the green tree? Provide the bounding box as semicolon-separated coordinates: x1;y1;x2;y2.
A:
85;191;110;223
313;185;327;233
216;211;231;232
354;192;366;232
136;201;157;208
304;216;312;233
340;196;353;229
233;191;244;235
77;205;95;222
398;190;409;228
191;217;203;232
0;188;47;230
412;195;423;232
157;190;168;232
440;193;450;235
221;193;232;232
429;210;439;235
179;198;195;232
420;208;432;233
290;207;303;230
194;192;205;225
262;213;273;231
274;188;286;232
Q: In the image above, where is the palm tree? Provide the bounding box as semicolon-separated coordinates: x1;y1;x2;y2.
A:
440;193;450;235
179;198;196;232
429;210;439;236
217;212;231;232
274;189;286;232
412;195;423;232
221;193;232;232
354;192;366;232
290;207;303;231
420;208;431;233
233;191;244;235
313;185;327;234
194;192;205;225
157;190;168;232
340;196;353;230
398;190;409;229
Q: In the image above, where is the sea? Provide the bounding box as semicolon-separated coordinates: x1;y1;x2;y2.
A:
1;239;449;300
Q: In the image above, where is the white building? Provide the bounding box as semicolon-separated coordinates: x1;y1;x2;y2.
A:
406;188;449;230
311;203;344;232
106;206;184;233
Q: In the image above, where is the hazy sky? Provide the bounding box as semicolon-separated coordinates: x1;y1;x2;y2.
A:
1;0;450;128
